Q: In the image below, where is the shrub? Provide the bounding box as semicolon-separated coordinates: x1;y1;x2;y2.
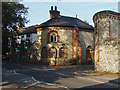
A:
87;57;92;64
69;58;78;65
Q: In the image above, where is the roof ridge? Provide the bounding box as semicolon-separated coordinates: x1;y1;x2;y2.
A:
37;15;94;30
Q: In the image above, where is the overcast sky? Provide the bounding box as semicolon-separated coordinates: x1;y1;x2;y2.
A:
21;1;119;27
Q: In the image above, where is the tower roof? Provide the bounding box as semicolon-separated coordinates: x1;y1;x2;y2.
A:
93;10;120;22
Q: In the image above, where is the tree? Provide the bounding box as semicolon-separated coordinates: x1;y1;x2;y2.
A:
2;2;29;30
2;2;29;56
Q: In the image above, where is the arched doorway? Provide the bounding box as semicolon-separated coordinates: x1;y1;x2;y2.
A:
59;47;68;58
49;47;57;58
41;47;48;58
86;46;94;64
49;47;57;65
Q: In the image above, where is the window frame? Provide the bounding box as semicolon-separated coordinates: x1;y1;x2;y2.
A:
60;49;64;58
59;47;68;58
49;47;57;58
47;30;60;43
50;35;57;42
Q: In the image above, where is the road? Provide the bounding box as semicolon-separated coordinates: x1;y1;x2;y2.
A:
2;61;119;89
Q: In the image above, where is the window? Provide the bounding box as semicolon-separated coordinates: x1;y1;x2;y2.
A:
21;35;24;38
47;30;60;43
59;47;68;58
49;47;57;58
51;50;56;57
60;50;64;57
27;34;30;37
50;35;57;42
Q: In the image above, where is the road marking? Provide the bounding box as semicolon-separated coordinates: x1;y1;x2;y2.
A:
31;76;37;82
55;72;119;87
56;72;70;77
31;76;69;90
7;63;119;88
13;70;17;74
45;82;70;90
75;76;119;87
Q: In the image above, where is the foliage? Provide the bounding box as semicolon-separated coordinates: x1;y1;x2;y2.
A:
2;29;10;55
87;57;92;64
92;70;98;73
69;58;78;65
2;2;29;30
20;59;49;65
2;2;29;55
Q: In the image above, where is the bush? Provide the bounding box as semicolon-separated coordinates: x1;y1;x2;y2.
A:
87;57;92;64
69;58;78;65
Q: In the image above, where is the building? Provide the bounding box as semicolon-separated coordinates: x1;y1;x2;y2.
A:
18;25;38;44
24;6;94;65
14;25;38;51
93;10;120;73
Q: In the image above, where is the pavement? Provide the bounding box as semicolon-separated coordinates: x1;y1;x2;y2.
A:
1;61;120;89
75;70;119;85
52;66;119;86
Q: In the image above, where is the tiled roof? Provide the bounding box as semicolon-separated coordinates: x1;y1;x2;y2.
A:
18;25;38;35
38;15;94;30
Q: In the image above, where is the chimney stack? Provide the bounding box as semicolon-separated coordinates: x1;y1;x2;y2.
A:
55;6;57;11
49;6;60;19
51;6;53;10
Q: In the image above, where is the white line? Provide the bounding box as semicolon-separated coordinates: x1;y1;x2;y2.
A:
31;76;69;89
45;82;70;90
105;83;120;87
13;70;17;74
55;72;120;87
56;72;68;76
75;76;119;87
12;70;69;89
31;76;37;81
75;76;104;83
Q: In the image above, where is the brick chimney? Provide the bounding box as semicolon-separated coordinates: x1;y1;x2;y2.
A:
49;6;60;19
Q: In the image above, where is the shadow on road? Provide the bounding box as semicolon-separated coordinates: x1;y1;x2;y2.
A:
2;61;119;89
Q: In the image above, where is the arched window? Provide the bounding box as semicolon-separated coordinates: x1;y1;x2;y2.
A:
47;30;60;43
41;47;47;58
50;32;57;42
49;47;57;58
59;47;68;58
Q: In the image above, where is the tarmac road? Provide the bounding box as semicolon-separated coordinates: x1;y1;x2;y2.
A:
2;61;119;89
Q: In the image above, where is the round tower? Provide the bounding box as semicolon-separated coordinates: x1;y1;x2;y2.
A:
93;10;120;73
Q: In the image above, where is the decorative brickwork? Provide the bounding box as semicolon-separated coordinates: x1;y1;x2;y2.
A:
47;30;60;43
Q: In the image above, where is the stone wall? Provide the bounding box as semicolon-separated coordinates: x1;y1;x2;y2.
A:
79;30;94;63
93;11;120;73
26;27;74;65
25;26;94;65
